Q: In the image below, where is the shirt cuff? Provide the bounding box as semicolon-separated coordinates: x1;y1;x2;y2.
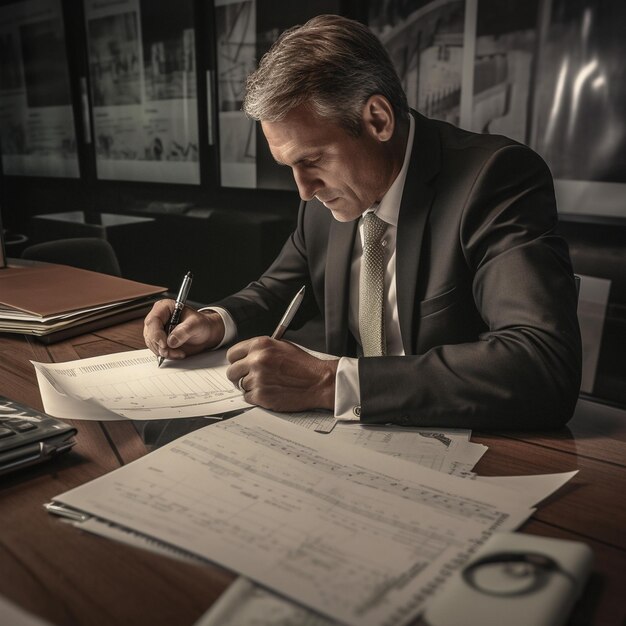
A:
197;306;237;349
334;357;361;420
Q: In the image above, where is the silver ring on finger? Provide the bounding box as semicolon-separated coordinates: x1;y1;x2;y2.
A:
237;376;246;392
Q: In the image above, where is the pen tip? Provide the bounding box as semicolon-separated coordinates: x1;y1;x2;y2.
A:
157;356;164;367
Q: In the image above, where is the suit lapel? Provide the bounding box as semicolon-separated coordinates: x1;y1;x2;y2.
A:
396;111;441;353
325;218;357;355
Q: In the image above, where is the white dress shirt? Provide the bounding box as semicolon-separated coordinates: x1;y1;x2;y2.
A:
335;114;414;419
201;115;415;420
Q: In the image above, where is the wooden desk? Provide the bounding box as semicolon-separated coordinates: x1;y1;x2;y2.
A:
0;321;624;625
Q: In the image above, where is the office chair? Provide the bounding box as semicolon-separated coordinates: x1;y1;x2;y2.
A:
21;237;122;277
569;243;626;406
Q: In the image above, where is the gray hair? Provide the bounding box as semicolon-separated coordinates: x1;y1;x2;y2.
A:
243;14;409;136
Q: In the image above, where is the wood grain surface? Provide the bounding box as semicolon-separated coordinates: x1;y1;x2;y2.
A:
0;319;624;625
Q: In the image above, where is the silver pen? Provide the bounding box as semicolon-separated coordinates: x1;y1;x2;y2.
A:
158;271;193;367
271;285;306;340
44;501;91;523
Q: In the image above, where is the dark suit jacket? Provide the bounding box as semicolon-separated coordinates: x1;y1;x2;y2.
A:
214;111;582;429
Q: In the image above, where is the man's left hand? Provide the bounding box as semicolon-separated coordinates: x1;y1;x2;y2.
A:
226;337;338;412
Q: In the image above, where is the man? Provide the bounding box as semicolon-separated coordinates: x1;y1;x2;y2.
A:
144;15;581;429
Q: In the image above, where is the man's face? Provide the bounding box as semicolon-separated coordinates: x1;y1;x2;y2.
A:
262;104;392;222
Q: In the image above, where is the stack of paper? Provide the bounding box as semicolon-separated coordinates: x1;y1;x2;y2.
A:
0;263;166;342
34;347;578;626
47;410;535;626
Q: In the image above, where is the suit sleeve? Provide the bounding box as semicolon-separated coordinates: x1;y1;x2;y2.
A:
359;144;582;429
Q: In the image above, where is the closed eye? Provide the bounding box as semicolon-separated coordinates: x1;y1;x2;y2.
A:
299;156;321;168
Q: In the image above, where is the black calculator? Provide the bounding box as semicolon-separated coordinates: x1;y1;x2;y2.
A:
0;395;77;476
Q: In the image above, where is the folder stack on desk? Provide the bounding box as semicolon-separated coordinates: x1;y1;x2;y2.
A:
0;262;166;343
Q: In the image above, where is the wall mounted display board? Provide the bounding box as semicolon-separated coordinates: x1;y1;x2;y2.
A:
214;0;340;191
470;0;539;145
530;0;626;220
369;0;540;142
214;0;256;189
0;0;79;177
369;0;466;129
84;0;200;183
370;0;626;220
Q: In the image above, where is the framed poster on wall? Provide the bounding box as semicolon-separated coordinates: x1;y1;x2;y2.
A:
0;0;79;177
214;0;256;188
214;0;340;191
531;0;626;219
372;0;626;221
84;0;200;183
470;0;539;144
369;0;466;128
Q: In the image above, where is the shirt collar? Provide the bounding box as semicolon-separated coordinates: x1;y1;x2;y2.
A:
365;113;415;228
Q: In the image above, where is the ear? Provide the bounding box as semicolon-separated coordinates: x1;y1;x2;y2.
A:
362;95;395;142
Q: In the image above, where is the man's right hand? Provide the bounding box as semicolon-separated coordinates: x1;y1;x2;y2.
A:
143;300;225;361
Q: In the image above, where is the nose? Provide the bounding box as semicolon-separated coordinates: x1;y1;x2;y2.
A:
292;165;321;201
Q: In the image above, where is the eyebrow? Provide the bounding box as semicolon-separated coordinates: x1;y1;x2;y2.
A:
274;152;320;167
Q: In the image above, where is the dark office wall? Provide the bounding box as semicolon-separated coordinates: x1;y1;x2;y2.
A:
1;0;625;300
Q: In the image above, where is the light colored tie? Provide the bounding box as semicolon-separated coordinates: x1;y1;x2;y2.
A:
359;212;387;357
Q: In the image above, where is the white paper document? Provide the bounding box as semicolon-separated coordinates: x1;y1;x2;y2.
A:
50;409;532;626
476;471;578;507
269;408;337;433
328;423;484;474
191;475;578;626
190;420;577;626
32;348;251;420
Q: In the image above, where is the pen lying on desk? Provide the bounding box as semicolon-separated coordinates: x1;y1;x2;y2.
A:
271;285;306;340
158;271;193;367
